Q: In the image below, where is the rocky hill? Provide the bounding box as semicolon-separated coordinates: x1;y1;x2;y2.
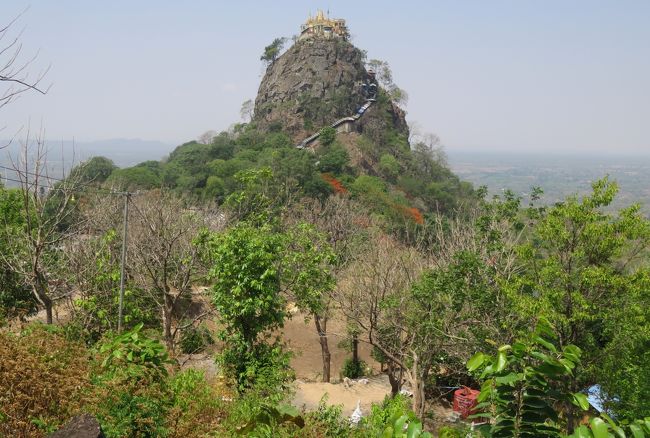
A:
254;38;408;144
95;23;473;219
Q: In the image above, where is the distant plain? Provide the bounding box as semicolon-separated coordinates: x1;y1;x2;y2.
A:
448;151;650;215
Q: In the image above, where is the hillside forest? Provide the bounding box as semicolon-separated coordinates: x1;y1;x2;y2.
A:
1;18;650;438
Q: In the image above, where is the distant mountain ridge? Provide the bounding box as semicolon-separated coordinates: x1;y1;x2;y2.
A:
1;138;175;168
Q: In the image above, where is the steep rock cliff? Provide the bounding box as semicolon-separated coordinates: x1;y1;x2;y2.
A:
253;37;408;144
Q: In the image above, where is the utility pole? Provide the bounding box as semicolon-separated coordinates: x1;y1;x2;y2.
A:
117;192;130;333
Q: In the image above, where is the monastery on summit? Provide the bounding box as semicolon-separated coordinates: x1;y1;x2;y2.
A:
299;10;349;40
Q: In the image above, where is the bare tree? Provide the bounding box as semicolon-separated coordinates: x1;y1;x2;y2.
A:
240;99;254;122
197;130;218;145
127;190;215;352
411;133;448;176
1;9;51;112
0;129;82;324
335;205;527;416
336;232;427;397
366;58;407;106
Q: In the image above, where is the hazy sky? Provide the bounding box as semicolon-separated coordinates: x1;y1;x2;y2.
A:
2;0;649;155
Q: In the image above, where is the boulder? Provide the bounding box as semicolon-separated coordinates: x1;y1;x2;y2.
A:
49;414;104;438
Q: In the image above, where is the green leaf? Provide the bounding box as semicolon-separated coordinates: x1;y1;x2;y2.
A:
570;425;593;438
534;335;557;352
406;420;423;438
467;352;486;372
601;413;625;438
589;417;609;438
394;415;408;435
572;393;590;411
495;351;507;372
629;424;644;438
495;373;520;385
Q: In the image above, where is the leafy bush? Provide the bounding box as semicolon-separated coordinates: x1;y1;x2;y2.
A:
319;126;337;147
318;144;350;174
469;319;650;438
468;319;585;437
167;369;225;437
218;341;295;399
341;357;366;379
379;154;400;179
438;425;463;438
92;324;172;437
303;396;351;437
236;402;304;435
381;413;431;438
179;324;214;354
361;394;415;436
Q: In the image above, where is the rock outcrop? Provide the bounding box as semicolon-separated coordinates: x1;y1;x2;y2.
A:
49;414;104;438
254;37;408;144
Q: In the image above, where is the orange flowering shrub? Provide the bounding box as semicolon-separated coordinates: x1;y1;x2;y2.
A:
393;204;424;225
321;173;347;194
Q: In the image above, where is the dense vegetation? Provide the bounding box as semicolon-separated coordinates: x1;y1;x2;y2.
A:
103;89;473;229
1;36;648;437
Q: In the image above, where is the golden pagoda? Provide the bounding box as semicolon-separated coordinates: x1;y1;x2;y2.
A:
299;10;349;40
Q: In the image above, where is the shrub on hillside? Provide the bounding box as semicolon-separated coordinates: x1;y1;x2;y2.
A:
92;324;172;437
0;324;93;436
341;357;366;379
166;369;226;437
179;323;214;354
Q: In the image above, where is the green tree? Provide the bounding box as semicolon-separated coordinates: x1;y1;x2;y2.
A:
202;218;334;391
106;165;161;190
202;223;288;390
317;144;350;175
261;37;287;66
379;154;400;180
319;126;337;147
506;177;650;423
70;156;117;184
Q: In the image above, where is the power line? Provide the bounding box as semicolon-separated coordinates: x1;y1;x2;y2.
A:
0;165;129;196
0;164;70;183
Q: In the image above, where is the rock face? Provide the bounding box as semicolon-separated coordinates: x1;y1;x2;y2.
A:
49;414;104;438
254;37;407;143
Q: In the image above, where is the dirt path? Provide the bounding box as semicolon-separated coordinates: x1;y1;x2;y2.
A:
292;375;392;416
281;310;379;381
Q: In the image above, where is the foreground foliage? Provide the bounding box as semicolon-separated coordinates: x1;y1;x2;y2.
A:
469;320;650;438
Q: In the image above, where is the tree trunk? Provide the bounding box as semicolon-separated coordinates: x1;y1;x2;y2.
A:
566;380;578;434
314;314;331;383
387;361;402;397
352;334;359;362
410;353;427;418
33;276;53;324
44;300;53;324
163;293;174;352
